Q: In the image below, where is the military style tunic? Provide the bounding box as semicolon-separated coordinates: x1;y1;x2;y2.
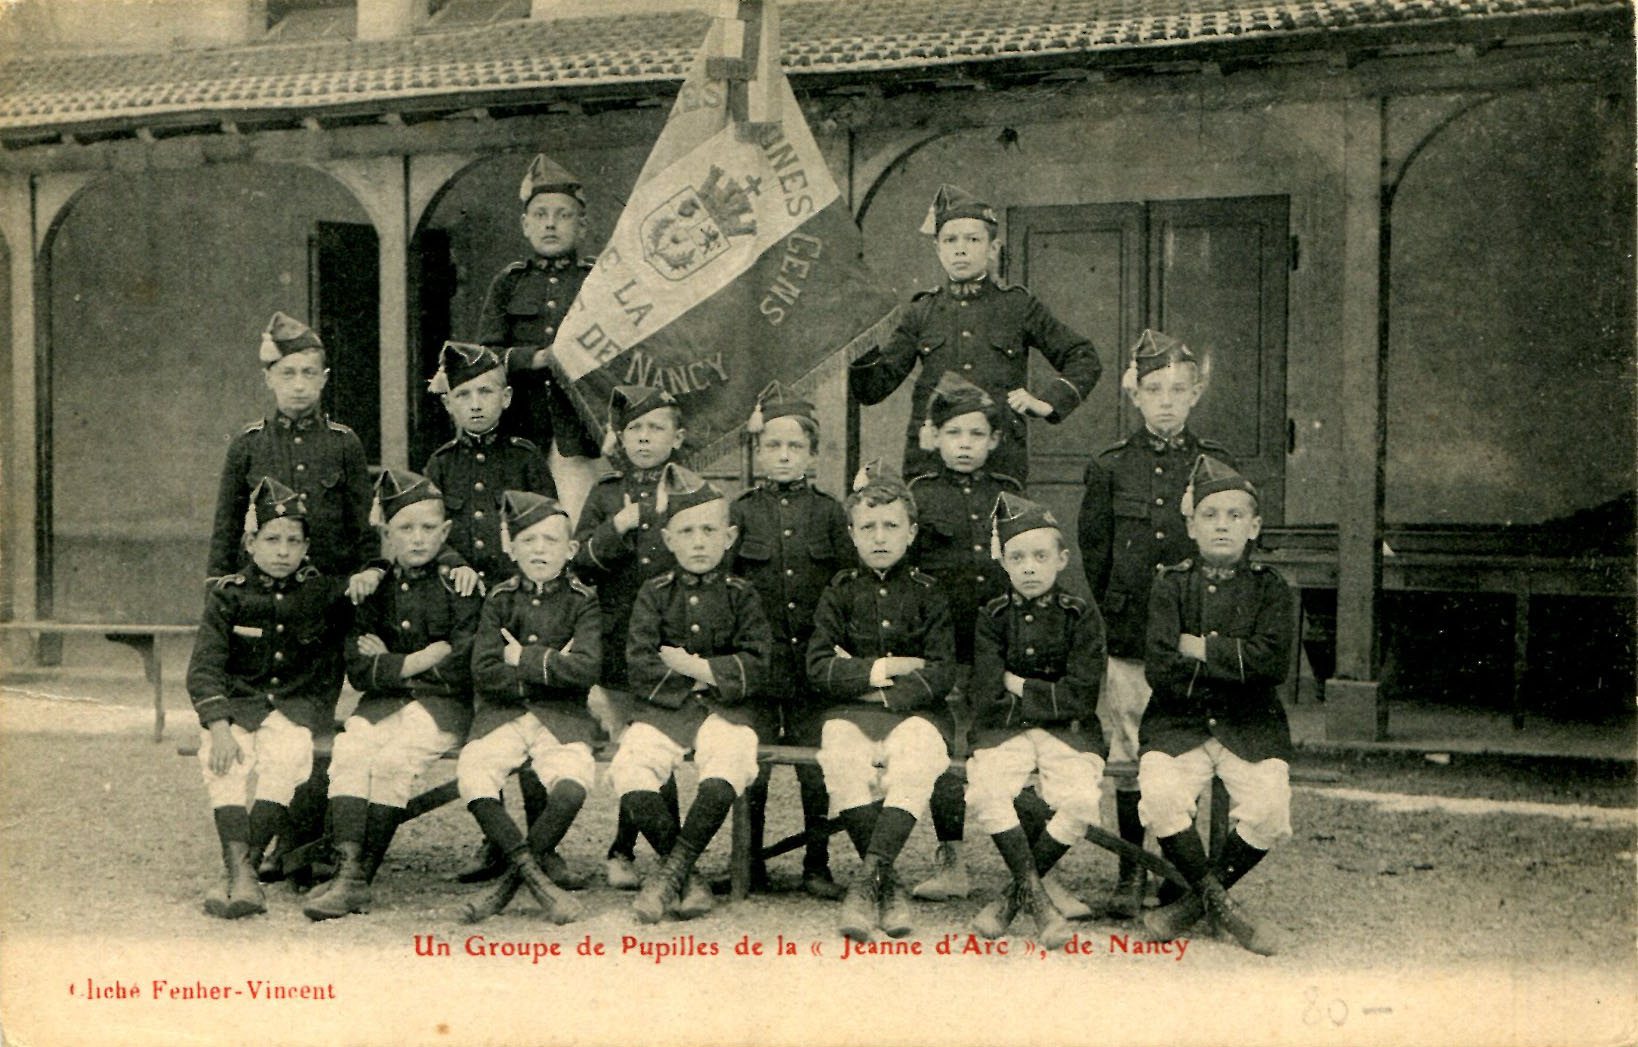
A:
208;411;373;578
344;552;482;739
1141;559;1294;763
1079;429;1236;658
806;563;957;742
850;278;1100;481
423;428;555;584
730;477;852;741
625;568;772;746
572;466;676;687
187;565;352;733
477;253;600;459
969;588;1107;754
908;466;1021;663
469;572;603;745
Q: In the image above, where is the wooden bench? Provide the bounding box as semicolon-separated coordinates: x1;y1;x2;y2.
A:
177;735;1240;899
2;621;196;742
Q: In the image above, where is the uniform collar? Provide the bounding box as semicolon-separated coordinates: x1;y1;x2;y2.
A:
251;564;299;591
946;277;989;299
1143;426;1193;454
1010;589;1058;608
866;560;912;583
941;464;987;484
396;559;441;580
458;426;501;449
678;567;722;586
274;408;323;432
1201;560;1241;582
521;574;565;595
625;466;665;484
760;476;810;493
531;252;579;271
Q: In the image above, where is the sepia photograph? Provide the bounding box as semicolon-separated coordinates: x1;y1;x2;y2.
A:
0;0;1633;1043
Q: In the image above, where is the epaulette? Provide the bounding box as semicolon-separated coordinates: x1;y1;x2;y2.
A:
908;568;937;587
830;567;860;586
733;486;762;503
507;435;541;452
983;593;1010;616
910;286;942;302
296;565;321;582
326;419;355;435
907;472;938;487
651;570;677;588
992;472;1023;491
427;437;460;459
1159;559;1193;574
568;575;597;599
1095;434;1134;458
725;575;752;591
490;575;522;594
502;260;529;275
596;471;627;485
206;573;245;590
1248;562;1268;573
578;257;596;270
242;419;266;434
1057;592;1088;613
995;282;1031;295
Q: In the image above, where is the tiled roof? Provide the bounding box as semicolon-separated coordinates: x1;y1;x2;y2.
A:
0;0;1623;132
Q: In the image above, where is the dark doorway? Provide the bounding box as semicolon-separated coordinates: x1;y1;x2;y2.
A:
409;228;458;469
309;221;381;461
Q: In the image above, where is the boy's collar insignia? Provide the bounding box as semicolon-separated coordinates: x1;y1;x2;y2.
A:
459;427;500;448
1202;563;1238;581
1146;430;1188;453
946;278;986;299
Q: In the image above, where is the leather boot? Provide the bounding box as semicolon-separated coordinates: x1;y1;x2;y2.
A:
802;866;845;901
634;840;699;924
1144;891;1205;941
837;857;882;942
1042;871;1093;920
876;865;914;939
303;843;371;921
459;870;522;924
538;852;589;891
1106;856;1146;920
1201;878;1279;955
911;841;971;901
224;842;266;919
971;882;1019;939
454;839;508;883
674;874;715;920
203;846;234;919
1017;874;1073;950
605;855;641;890
514;851;583;925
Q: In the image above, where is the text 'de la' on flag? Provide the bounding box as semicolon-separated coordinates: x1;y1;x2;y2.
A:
548;0;898;469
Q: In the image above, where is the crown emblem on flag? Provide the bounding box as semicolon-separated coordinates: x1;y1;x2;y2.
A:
642;165;758;281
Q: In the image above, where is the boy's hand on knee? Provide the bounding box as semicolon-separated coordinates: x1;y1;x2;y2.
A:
347;567;385;604
207;722;242;775
447;565;481;598
1176;633;1207;661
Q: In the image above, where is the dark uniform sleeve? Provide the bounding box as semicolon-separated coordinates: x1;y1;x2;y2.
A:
849;304;918;406
1198;573;1294;686
545;590;602;690
1020;601;1105;724
883;586;956;713
337;431;376;574
472;595;524;704
1078;457;1116;599
427;582;483;692
477;268;516;349
345;589;402;692
806;583;876;699
627;583;689;709
523;443;557;499
1022;294;1100;422
968;606;1009;723
704;583;772;706
1144;570;1198;695
186;586;235;726
573;486;635;576
207;437;251;578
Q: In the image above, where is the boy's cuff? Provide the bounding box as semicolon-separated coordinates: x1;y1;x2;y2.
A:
868;659;891;688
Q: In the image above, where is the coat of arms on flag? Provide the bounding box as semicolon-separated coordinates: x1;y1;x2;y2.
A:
546;0;898;469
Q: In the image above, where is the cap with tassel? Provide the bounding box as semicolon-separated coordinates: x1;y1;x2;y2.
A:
990;491;1059;560
747;380;816;438
244;476;306;537
428;341;503;396
259;312;323;366
655;462;723;523
919;184;998;236
499;490;568;556
1180;454;1257;518
1123;328;1203;390
604;384;678;458
924;370;999;443
372;469;442;528
519;153;586;207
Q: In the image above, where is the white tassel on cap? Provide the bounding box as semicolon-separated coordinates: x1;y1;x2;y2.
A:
368;493;385;529
918;417;937;452
427;369;450;395
990;518;1003;561
747;400;765;435
258;332;282;365
500;517;511;557
243;503;259;537
601;427;619;457
852;464;870;493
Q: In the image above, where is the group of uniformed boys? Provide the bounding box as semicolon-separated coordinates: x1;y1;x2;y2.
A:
187;154;1294;955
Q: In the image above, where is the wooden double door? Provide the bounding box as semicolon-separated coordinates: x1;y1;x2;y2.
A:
1006;196;1290;595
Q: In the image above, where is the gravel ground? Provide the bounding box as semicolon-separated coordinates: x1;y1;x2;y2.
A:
2;692;1634;1047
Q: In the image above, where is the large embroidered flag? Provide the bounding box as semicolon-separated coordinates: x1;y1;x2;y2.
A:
548;0;897;468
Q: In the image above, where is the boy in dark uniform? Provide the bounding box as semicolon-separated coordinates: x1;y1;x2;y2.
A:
807;466;957;942
1140;456;1293;956
573;384;686;888
727;387;851;898
304;470;480;921
206;313;383;882
456;491;603;925
965;493;1107;949
423;340;557;883
478;153;601;517
188;478;352;919
617;466;772;923
849;184;1100;483
1078;329;1236;918
906;371;1020;902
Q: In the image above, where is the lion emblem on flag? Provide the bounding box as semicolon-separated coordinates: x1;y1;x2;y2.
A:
642;166;758;281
